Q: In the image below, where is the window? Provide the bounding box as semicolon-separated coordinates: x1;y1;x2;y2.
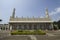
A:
24;25;27;30
12;25;17;30
29;24;32;30
34;25;37;30
19;25;22;30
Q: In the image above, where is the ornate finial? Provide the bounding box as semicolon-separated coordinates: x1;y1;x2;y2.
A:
45;8;49;18
12;8;15;18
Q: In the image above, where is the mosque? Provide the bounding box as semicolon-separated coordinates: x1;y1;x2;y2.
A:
9;8;53;30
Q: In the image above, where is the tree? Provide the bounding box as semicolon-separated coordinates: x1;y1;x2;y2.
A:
0;19;2;22
57;20;60;29
53;21;58;30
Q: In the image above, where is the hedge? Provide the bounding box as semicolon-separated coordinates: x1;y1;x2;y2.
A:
11;30;46;35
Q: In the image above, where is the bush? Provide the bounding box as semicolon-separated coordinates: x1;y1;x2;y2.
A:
18;30;23;32
11;30;46;35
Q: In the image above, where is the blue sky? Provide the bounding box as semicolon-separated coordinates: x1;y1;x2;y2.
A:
0;0;60;24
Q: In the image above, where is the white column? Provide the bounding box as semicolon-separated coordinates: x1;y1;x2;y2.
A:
37;24;39;30
17;25;19;30
45;23;47;30
21;25;23;30
27;24;29;30
22;24;24;30
43;24;45;30
45;23;48;30
10;25;12;30
8;24;10;30
39;24;40;29
51;23;54;30
32;24;34;30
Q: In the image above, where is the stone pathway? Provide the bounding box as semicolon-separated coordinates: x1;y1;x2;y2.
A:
0;30;60;40
28;35;37;40
46;33;55;36
13;35;37;40
0;30;10;38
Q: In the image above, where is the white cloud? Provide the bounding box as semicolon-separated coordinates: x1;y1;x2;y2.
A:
50;7;60;16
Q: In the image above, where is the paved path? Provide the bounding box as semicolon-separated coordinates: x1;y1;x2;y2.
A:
12;35;37;40
0;30;60;40
46;30;60;36
0;30;10;38
46;33;55;36
28;35;37;40
34;30;60;40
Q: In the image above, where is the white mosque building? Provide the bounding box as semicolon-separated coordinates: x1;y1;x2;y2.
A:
9;8;53;30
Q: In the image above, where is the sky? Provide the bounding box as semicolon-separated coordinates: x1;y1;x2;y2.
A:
0;0;60;24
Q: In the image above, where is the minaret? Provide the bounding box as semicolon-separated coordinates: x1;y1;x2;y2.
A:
12;8;15;18
45;8;49;18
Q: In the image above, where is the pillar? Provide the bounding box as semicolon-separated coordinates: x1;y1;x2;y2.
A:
51;23;54;30
45;23;47;30
17;25;19;30
32;24;34;30
37;24;39;30
21;24;24;30
45;23;48;31
27;24;29;30
10;25;12;30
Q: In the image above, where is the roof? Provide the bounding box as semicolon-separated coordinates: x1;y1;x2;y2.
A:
9;17;53;23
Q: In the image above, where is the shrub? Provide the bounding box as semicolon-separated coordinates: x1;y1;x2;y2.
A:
11;30;46;35
18;30;23;32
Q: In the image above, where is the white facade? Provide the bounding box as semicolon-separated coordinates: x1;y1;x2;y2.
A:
9;8;53;30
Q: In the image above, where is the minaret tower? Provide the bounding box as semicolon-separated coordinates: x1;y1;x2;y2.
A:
12;8;15;18
45;8;49;18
